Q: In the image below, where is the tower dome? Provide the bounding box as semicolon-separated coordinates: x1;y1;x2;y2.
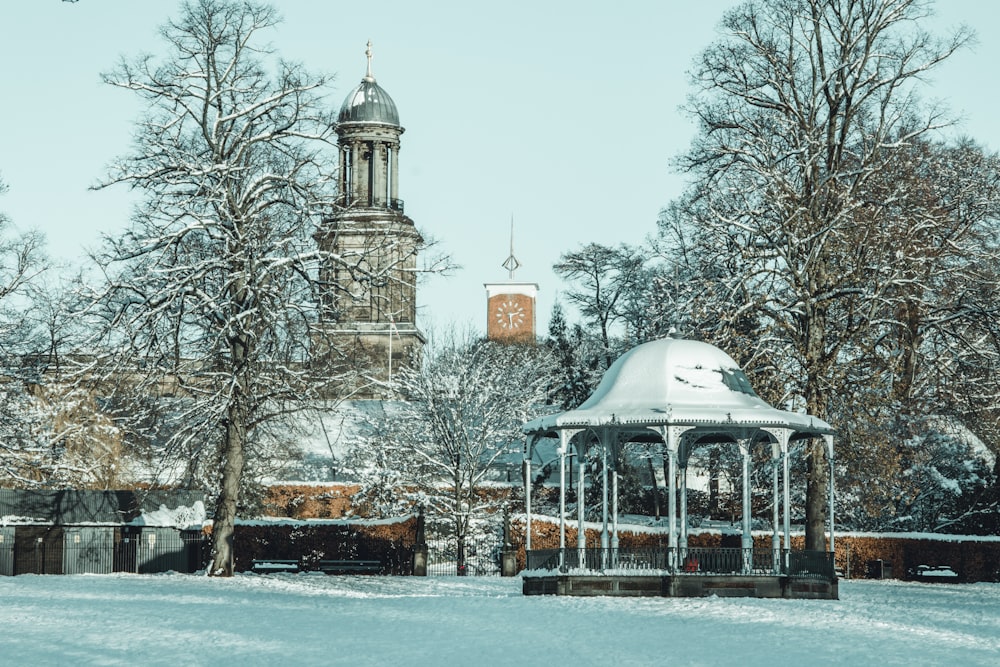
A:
338;42;400;126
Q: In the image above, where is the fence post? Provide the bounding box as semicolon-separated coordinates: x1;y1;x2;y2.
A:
412;506;428;576
501;508;517;576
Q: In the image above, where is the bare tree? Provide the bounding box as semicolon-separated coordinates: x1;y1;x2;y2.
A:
0;175;58;486
676;0;971;549
0;177;45;349
86;0;419;575
553;243;648;369
351;335;551;574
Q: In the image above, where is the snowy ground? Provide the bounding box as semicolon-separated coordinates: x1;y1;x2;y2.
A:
1;574;997;666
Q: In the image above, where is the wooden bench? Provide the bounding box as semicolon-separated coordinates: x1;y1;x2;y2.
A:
911;564;959;583
250;558;382;575
315;559;381;574
251;559;300;574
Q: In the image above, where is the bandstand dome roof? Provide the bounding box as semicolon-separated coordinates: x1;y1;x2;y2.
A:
523;337;833;436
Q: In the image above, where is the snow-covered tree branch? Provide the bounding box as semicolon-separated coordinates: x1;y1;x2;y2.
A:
668;0;978;549
350;335;552;573
84;0;424;575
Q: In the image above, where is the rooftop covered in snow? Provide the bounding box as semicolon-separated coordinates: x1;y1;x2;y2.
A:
523;337;833;441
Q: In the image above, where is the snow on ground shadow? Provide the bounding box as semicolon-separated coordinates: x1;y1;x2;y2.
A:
0;575;997;666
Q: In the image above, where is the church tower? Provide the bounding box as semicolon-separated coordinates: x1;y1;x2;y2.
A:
315;42;424;386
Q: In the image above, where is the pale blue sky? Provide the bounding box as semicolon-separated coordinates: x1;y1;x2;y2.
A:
0;1;995;340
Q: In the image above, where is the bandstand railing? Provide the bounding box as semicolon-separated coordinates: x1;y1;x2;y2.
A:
526;547;835;579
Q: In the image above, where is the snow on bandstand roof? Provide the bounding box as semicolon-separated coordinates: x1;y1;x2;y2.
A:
523;337;833;437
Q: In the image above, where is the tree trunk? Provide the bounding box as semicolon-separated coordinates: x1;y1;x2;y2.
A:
893;298;922;406
804;307;829;553
646;456;660;520
456;531;467;576
453;469;468;576
210;329;250;577
661;457;670;514
209;407;246;577
804;438;828;552
209;402;247;576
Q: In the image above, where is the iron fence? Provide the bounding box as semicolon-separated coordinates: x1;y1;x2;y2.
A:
425;533;505;576
526;546;835;579
1;530;207;576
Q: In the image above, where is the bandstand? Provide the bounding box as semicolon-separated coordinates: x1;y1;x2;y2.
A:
521;338;838;599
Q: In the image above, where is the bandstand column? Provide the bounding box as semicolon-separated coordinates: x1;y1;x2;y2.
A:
825;434;836;554
739;437;752;573
771;441;780;573
762;427;792;574
524;448;532;552
600;434;609;569
612;469;619;565
578;447;586;568
679;464;689;554
666;436;678;571
783;436;791;570
558;431;568;568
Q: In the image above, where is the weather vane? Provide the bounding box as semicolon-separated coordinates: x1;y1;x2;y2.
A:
501;215;521;280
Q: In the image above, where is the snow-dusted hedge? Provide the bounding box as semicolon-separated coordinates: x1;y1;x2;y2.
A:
231;515;420;575
833;534;1000;583
261;483;361;519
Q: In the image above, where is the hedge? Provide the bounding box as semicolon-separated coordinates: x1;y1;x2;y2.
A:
232;516;420;575
509;517;1000;582
262;483;361;519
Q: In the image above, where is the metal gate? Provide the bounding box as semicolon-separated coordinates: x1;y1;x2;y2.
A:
426;533;504;576
0;526;14;576
14;526;64;575
63;527;117;574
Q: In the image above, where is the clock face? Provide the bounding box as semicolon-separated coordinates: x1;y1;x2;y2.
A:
495;299;526;330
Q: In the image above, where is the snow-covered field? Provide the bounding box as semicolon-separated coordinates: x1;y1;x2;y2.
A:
1;574;997;666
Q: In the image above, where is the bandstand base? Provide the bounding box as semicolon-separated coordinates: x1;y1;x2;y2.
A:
522;573;838;599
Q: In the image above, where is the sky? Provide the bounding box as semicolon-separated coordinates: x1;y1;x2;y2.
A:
2;574;999;666
1;0;998;341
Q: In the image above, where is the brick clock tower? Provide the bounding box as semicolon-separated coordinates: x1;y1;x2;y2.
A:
485;224;538;344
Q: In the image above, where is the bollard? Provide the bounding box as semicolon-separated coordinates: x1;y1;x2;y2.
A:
501;548;517;576
412;544;428;576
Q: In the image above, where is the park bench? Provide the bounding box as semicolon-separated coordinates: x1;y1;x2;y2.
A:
250;559;300;573
910;564;959;583
315;559;382;574
250;558;382;575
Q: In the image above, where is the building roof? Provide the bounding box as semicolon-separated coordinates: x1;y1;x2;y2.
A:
523;337;833;438
0;489;206;527
338;42;400;126
338;78;400;126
